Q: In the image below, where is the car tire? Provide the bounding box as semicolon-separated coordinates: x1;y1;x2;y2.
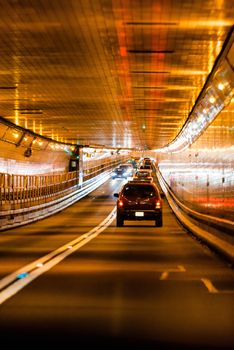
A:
116;215;124;227
155;216;163;227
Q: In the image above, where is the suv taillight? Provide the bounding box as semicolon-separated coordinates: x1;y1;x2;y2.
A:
155;200;161;209
118;200;124;208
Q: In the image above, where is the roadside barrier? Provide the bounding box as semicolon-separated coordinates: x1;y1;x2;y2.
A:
156;168;234;265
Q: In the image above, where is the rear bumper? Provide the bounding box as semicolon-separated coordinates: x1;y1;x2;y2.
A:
118;209;162;220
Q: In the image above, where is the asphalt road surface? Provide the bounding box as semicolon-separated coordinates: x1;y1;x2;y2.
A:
0;178;233;349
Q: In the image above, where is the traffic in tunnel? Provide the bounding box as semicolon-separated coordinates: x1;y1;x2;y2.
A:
0;1;233;349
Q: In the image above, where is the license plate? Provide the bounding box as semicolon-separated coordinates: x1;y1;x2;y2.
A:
135;212;144;217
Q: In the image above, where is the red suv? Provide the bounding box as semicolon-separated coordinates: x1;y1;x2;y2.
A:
114;181;163;227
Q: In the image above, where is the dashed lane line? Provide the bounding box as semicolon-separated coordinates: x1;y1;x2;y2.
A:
160;271;169;280
159;269;232;294
201;278;218;293
159;265;186;280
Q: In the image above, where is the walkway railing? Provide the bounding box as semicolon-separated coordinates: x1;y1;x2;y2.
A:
0;157;123;210
0;172;78;209
0;156;125;230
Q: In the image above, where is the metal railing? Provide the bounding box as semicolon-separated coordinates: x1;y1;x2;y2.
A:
0;156;124;211
0;156;129;232
0;172;78;209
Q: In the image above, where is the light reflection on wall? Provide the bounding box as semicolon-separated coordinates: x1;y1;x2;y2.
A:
155;32;234;221
0;157;66;175
0;120;76;175
157;99;234;221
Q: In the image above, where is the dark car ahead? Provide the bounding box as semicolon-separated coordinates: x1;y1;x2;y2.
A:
114;181;163;227
112;164;134;179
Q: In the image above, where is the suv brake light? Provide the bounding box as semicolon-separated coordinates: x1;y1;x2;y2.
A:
118;200;124;207
155;200;161;209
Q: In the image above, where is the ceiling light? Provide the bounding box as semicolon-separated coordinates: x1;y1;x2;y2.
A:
218;83;225;90
126;22;178;26
128;50;174;54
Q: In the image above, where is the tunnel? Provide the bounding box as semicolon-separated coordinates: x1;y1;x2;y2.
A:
0;1;233;349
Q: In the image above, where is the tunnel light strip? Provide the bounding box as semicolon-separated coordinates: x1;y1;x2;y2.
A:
155;30;234;154
0;207;116;305
156;83;233;154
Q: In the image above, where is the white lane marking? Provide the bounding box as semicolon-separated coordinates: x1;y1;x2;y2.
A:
160;271;169;280
36;263;43;268
0;235;87;291
201;278;218;293
0;208;116;291
0;208;116;305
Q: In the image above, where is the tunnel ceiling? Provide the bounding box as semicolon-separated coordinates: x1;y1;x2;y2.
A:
0;0;233;150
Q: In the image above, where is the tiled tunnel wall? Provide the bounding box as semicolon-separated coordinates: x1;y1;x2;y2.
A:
0;138;70;175
158;99;234;221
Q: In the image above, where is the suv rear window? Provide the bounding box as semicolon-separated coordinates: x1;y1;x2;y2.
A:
123;184;158;198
